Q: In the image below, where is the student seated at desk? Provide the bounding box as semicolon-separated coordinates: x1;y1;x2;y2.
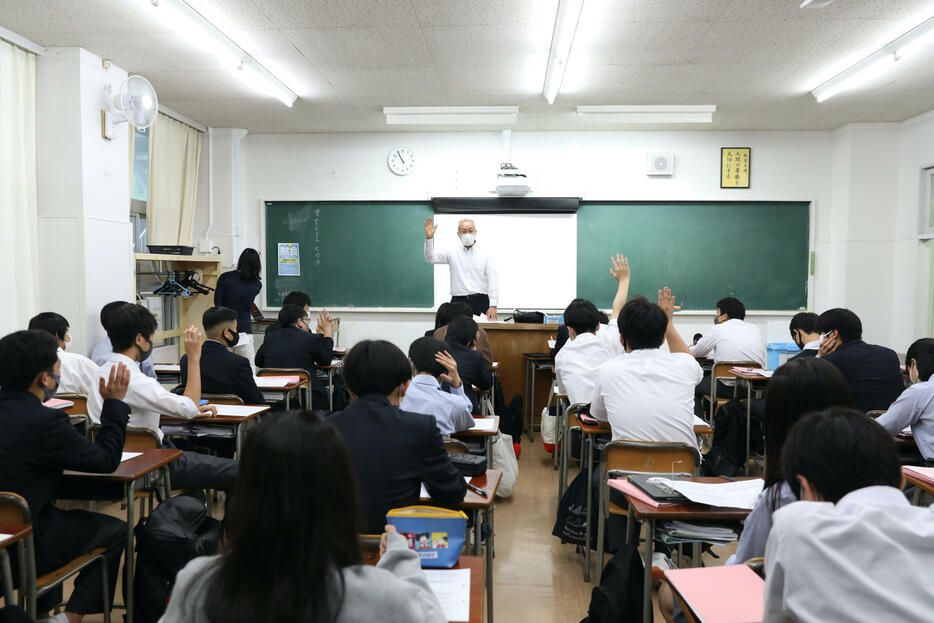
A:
263;291;311;335
877;338;934;464
590;289;702;450
161;410;446;623
425;302;453;337
433;302;494;367
28;311;101;395
329;340;467;534
764;408;934;622
178;306;264;405
0;330;130;621
443;315;492;414
555;253;630;405
90;300;157;379
402;337;474;436
255;304;334;410
788;311;821;360
816;308;904;412
87;304;238;494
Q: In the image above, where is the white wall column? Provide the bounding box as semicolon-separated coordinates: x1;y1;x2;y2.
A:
200;128;248;270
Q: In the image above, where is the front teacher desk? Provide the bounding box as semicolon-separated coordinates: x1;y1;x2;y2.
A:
479;323;555;438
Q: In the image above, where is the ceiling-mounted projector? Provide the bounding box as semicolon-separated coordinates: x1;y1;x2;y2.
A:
495;162;531;196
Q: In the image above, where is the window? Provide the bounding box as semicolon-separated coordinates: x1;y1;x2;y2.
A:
131;126;149;253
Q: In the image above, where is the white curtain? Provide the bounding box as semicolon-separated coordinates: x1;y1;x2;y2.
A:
148;113;202;245
0;39;38;334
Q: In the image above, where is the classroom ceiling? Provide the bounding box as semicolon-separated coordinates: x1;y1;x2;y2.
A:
4;0;934;132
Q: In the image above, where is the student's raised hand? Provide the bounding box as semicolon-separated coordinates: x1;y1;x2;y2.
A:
424;216;437;239
658;287;676;321
435;350;462;389
183;326;203;360
99;363;130;401
818;331;840;357
609;253;630;282
317;309;333;336
380;524;398;558
198;404;218;418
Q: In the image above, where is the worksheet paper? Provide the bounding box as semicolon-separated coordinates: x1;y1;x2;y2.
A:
654;478;764;510
0;533;14;542
420;477;474;499
470;418;497;431
693;415;709;428
424;568;471;622
121;452;142;462
253;376;299;388
212;405;268;418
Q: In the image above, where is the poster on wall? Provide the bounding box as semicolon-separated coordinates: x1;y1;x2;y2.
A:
277;242;301;276
721;147;751;189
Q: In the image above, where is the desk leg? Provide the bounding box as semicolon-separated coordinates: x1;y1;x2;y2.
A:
485;506;494;623
583;433;593;582
0;549;14;606
530;366;537;443
559;411;569;500
473;509;482;557
524;360;531;442
485;437;492;468
642;518;655;623
745;381;752;476
125;480;136;623
23;537;35;618
285;390;291;410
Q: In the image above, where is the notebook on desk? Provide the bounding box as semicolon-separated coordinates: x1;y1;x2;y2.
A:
629;474;688;503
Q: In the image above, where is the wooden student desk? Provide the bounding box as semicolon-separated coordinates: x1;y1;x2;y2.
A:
0;523;33;606
479;323;557;439
453;416;500;463
422;469;501;623
161;404;270;457
619;476;755;623
63;449;182;623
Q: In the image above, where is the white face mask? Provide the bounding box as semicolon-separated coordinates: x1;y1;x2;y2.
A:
460;233;476;247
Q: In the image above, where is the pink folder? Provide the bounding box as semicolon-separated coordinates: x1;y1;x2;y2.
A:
664;565;764;623
903;465;934;488
262;375;301;384
607;478;678;509
42;398;71;408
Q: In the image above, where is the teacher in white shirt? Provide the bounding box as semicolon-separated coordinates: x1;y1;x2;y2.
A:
423;216;500;320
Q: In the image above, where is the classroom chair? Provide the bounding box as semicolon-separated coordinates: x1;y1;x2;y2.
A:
558;403;590;501
443;438;471;454
867;410;887;418
0;492;110;622
256;367;311;408
200;394;244;405
704;361;759;422
67;414;89;438
475;387;494;416
124;428;174;517
57;393;88;417
595;440;701;580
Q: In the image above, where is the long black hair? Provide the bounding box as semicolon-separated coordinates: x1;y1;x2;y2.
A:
236;248;262;282
200;410;362;623
763;357;852;508
433;302;453;330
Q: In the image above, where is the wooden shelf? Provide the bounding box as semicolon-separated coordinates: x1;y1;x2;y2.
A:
134;253;221;264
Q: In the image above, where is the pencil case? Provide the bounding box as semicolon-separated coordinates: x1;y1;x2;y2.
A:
386;506;467;568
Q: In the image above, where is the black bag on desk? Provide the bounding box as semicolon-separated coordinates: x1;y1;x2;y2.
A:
513;310;545;323
133;494;221;623
449;452;488;476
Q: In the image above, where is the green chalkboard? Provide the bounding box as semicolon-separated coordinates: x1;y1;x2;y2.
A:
577;202;810;310
264;201;434;307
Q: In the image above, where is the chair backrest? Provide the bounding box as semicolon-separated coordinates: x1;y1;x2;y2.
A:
0;492;31;524
604;440;701;477
125;426;160;450
256;367;311;383
867;410;886;419
68;414;90;436
56;393;88;416
443;438;471;454
712;361;760;383
201;393;244;405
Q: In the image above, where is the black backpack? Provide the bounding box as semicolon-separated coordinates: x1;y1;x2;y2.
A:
499;393;524;444
702;398;764;477
133;494;222;623
580;544;644;623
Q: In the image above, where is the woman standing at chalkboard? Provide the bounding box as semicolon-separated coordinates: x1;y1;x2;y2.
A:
215;248;262;367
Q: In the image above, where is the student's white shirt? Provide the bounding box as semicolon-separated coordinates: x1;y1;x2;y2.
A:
877;379;934;461
690;318;765;366
555;323;624;405
401;375;475;437
801;338;820;353
57;347;101;395
589;349;703;450
763;486;934;623
87;352;199;440
424;238;499;306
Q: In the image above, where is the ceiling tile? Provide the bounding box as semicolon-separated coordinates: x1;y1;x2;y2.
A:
319;67;443;97
283;27;434;69
422;24;552;67
411;0;557;26
257;0;420;30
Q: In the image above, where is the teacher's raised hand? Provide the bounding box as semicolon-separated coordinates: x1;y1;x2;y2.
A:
424;216;437;239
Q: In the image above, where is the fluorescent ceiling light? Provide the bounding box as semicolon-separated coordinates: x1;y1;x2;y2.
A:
576;105;716;124
811;15;934;103
144;0;297;107
543;0;585;105
383;106;519;126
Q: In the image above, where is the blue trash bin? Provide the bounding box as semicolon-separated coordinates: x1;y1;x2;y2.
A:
767;342;801;370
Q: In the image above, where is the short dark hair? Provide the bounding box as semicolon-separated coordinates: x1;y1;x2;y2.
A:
906;338;934;383
107;304;158;351
617;297;667;351
564;299;600;334
782;407;901;503
342;340;412;397
100;301;129;331
0;330;60;391
237;248;262;282
282;291;312;308
433;303;453;330
446;315;478;347
277;304;306;328
449;302;474;320
28;312;69;342
764;358;853;493
408;337;445;377
716;297;745;320
817;308;862;342
788;312;819;338
203;306;238;333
